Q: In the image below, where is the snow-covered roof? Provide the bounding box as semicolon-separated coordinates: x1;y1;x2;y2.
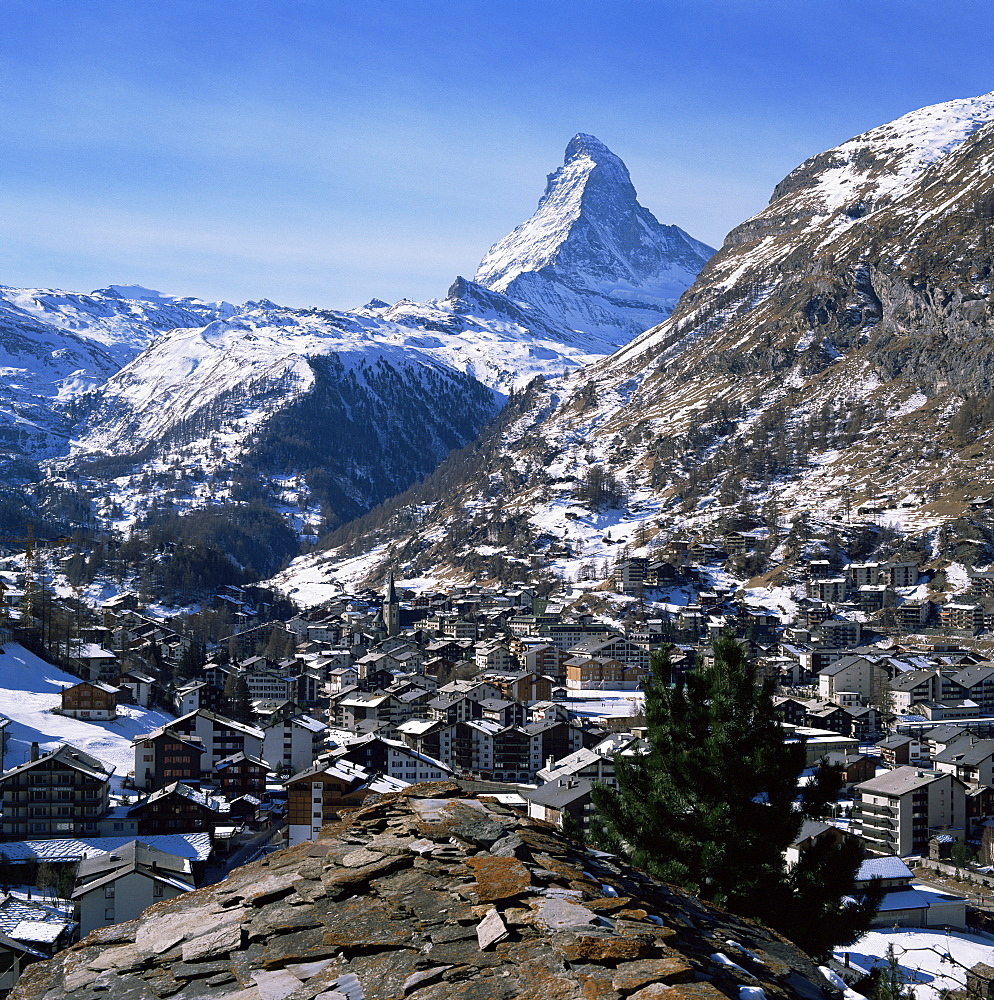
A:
857;857;914;881
10;919;67;944
875;888;931;912
0;832;213;863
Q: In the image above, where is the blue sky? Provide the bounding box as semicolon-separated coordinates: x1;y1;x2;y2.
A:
0;0;991;309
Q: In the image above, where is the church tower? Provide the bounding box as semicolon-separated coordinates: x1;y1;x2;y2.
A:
384;571;400;637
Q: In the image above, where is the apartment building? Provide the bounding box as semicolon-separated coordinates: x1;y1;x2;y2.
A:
0;744;112;840
854;766;966;856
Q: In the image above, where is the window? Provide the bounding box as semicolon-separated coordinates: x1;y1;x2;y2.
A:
105;907;115;921
153;885;164;897
105;886;115;898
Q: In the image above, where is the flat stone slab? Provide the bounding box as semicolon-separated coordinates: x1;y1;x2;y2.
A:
86;944;142;972
135;915;187;956
464;855;531;901
476;908;509;950
252;968;305;1000
341;848;385;867
182;920;244;962
530;896;599;931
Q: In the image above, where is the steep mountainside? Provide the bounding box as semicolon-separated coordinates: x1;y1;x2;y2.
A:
0;286;232;475
303;92;994;590
12;785;841;1000
0;134;712;553
67;302;500;531
476;133;715;345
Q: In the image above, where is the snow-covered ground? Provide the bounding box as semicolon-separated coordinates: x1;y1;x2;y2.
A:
562;688;645;718
836;927;994;1000
0;643;173;779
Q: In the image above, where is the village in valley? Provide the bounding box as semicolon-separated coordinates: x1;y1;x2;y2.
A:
3;525;994;995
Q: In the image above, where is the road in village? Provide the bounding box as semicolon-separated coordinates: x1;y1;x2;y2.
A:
201;823;286;888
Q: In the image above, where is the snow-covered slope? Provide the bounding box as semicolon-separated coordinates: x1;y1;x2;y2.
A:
475;133;715;344
0;642;173;776
299;92;994;590
0;286;234;475
1;133;715;545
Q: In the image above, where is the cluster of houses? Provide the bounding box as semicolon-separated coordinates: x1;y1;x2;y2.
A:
6;543;994;987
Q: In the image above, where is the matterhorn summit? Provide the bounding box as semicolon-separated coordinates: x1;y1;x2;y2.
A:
474;133;715;344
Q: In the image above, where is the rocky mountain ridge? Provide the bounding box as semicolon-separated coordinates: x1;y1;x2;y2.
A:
12;784;840;1000
0;136;711;550
475;133;714;345
299;91;994;593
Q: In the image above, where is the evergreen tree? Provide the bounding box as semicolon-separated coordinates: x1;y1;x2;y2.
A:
868;945;915;1000
591;632;880;959
177;640;206;682
222;673;254;724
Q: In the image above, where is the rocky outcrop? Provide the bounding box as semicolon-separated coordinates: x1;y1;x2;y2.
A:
14;784;839;1000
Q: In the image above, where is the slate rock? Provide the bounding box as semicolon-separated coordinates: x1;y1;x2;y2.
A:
464;856;531;902
181;921;244;962
529;897;599;931
611;954;697;990
476;909;509;950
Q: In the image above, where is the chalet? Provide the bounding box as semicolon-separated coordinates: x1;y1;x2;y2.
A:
326;734;452;784
214;752;268;799
612;558;648;595
785;820;850;867
261;714;326;774
285;759;379;847
0;893;75;993
939;602;984;633
0;744;112;840
164;710;265;773
71;841;194;936
74;643;118;682
567;636;648;671
128;782;229;836
59;681;119;721
932;739;994;788
857;856;966;928
564;655;639;691
525;778;592;830
394;718;454;763
132;728;205;792
480;669;553;703
116;669;155;708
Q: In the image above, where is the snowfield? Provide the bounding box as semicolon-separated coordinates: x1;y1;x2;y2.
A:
0;643;173;779
836;927;994;1000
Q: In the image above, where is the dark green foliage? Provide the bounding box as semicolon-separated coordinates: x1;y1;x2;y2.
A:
244;354;498;531
116;501;299;599
868;945;915;1000
222;674;254;724
177;641;207;682
591;633;880;959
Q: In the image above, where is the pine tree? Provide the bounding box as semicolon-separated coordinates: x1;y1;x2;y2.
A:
222;674;254;724
868;944;915;1000
591;632;880;959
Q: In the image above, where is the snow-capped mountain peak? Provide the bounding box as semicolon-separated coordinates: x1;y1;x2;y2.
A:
473;134;715;345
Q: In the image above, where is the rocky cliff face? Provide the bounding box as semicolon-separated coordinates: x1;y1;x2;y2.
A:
13;785;839;1000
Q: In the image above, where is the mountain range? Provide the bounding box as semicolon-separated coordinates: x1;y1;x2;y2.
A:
0;135;712;549
8;91;994;601
286;90;994;597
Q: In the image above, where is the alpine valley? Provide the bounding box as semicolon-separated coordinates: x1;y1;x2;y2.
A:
284;91;994;602
7;93;994;605
0;133;712;587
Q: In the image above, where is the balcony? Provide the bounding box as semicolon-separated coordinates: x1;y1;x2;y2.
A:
860;803;895;818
